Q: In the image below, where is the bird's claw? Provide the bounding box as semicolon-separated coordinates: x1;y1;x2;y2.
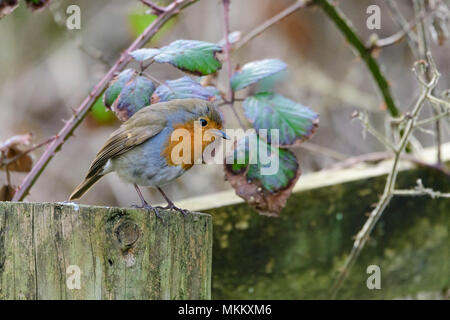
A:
132;203;162;220
155;203;189;217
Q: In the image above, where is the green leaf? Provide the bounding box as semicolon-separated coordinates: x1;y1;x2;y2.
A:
130;40;222;75
227;132;299;192
113;76;155;121
225;132;301;216
103;69;135;108
231;59;287;91
151;76;216;103
243;92;319;146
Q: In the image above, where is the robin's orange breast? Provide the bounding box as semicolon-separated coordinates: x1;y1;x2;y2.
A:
162;116;223;170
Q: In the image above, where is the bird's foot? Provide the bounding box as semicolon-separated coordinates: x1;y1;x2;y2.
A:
132;202;162;220
155;203;189;217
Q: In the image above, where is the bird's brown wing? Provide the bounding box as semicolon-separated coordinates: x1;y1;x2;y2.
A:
85;107;167;179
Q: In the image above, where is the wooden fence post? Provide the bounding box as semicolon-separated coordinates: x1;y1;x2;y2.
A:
0;202;212;300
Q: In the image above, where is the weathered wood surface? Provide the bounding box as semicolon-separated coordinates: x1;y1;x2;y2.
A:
206;166;449;299
0;203;212;300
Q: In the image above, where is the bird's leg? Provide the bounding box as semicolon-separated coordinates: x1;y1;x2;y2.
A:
132;184;161;219
155;187;189;217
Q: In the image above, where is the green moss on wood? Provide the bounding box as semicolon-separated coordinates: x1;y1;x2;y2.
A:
0;203;212;300
208;167;450;299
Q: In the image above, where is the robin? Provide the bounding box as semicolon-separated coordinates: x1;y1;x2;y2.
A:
69;98;229;217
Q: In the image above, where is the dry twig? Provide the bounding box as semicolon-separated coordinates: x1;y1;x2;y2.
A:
331;52;448;298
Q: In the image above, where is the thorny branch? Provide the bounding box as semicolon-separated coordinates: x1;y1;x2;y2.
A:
140;0;168;15
331;52;449;298
12;0;199;201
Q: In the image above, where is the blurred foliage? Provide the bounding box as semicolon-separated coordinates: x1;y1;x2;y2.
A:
128;10;175;44
90;97;116;126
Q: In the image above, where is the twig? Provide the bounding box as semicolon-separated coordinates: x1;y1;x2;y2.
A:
1;136;57;168
357;112;396;151
414;0;442;165
140;0;167;15
369;9;433;51
0;133;32;152
331;52;440;298
385;0;418;52
12;0;199;201
415;109;450;127
315;0;400;117
394;179;450;198
234;0;311;52
222;0;245;128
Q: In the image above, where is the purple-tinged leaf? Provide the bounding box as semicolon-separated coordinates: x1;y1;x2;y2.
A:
151;76;216;103
103;69;135;109
225;132;300;216
112;76;155;121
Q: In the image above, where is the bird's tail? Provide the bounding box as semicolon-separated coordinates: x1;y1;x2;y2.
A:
69;174;103;201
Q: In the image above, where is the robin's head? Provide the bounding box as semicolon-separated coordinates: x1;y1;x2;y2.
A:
162;99;229;169
165;98;228;139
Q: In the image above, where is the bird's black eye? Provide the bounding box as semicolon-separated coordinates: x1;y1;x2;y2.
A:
200;119;208;127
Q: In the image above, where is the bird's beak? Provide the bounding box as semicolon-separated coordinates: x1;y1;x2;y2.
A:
209;129;230;140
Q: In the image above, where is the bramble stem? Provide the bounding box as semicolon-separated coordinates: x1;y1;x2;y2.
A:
12;0;199;201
